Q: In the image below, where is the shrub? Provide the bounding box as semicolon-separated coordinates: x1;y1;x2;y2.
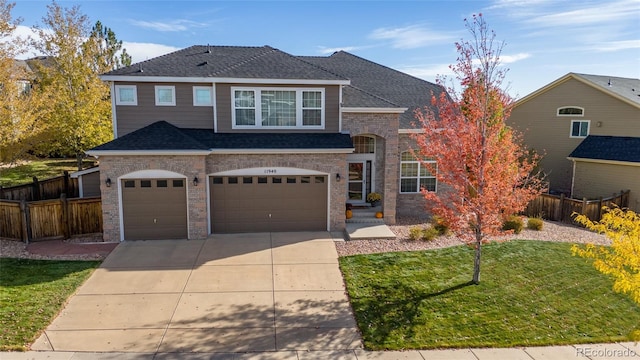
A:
502;216;524;234
527;217;544;231
431;216;450;236
408;226;424;241
422;227;440;241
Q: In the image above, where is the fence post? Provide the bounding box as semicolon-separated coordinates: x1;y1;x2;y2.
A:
597;197;603;221
60;193;70;239
19;199;32;244
63;171;70;198
32;176;41;201
581;198;588;220
0;185;3;200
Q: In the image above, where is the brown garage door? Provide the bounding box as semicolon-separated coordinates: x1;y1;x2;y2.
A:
210;175;328;233
122;178;188;240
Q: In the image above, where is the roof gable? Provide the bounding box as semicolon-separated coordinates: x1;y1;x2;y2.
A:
516;72;640;109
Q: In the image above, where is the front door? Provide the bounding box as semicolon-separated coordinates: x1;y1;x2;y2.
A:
347;160;373;204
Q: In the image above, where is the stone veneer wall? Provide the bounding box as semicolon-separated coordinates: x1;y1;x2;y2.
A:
342;113;399;224
206;153;347;231
98;155;207;242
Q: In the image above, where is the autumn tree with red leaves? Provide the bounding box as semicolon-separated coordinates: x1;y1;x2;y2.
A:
413;14;546;284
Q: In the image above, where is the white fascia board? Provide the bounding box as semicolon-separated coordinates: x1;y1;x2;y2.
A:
100;75;350;86
86;150;211;157
209;148;355;154
70;166;100;178
566;157;640;167
342;107;408;113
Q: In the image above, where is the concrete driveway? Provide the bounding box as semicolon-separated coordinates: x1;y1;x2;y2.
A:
32;232;361;354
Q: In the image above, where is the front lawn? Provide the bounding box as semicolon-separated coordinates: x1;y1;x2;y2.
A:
339;240;640;350
0;159;96;187
0;258;100;351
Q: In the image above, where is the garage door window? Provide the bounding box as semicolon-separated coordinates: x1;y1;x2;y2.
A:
141;180;152;188
315;176;325;184
124;180;135;188
173;179;184;187
212;177;223;184
273;177;282;183
243;177;253;184
157;180;168;187
287;177;296;183
258;177;268;184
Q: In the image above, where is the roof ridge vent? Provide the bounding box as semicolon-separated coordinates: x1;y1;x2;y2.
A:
139;63;143;73
608;79;612;87
206;44;211;53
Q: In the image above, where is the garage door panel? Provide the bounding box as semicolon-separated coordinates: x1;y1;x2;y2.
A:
210;175;327;233
122;178;187;240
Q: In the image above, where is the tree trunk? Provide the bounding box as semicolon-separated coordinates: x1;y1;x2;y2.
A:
472;224;483;284
76;153;83;171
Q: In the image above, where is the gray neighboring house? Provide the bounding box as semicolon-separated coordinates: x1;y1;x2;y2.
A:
88;45;445;241
508;73;640;211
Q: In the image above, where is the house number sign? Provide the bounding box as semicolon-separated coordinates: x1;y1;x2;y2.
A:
264;169;277;174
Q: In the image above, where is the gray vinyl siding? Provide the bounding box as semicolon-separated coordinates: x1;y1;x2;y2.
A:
215;84;340;133
115;82;215;137
508;78;640;193
572;161;640;212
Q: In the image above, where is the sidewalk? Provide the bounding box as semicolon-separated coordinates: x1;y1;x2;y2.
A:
2;342;639;359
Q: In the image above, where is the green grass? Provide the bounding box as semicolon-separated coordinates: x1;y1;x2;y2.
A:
0;159;96;187
0;258;100;351
339;240;640;350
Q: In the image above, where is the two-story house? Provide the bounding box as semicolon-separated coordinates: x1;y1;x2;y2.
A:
508;73;640;211
88;45;444;241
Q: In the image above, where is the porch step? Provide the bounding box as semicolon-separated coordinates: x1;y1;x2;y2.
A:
345;223;396;240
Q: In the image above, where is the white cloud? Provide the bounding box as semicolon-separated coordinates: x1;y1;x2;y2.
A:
590;39;640;52
122;42;181;63
500;52;531;64
397;63;454;78
522;0;638;28
129;19;206;32
370;25;457;49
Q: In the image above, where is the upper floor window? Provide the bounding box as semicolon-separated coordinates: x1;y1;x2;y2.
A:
17;80;31;96
570;120;590;138
353;136;375;154
155;85;176;106
193;86;213;106
232;87;324;129
400;151;437;193
557;107;584;116
115;85;137;105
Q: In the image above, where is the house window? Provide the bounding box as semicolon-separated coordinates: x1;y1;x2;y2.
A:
570;120;590;138
352;136;375;154
400;151;437;193
193;86;213;106
232;87;324;128
155;86;176;106
17;80;31;96
557;107;584;116
115;85;137;105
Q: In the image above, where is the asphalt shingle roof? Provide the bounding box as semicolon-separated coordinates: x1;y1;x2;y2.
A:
104;45;347;81
300;51;444;128
568;135;640;163
91;121;354;152
574;73;640;105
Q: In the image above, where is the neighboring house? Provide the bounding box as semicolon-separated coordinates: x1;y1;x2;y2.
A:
508;73;640;211
88;45;445;241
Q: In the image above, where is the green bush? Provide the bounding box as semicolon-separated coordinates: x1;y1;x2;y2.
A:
527;217;544;231
422;227;440;241
502;216;524;234
431;216;450;236
408;226;424;241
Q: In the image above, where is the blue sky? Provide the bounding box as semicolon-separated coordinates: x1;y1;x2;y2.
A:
11;0;640;98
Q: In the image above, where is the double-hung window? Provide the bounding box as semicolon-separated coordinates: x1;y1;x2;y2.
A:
400;151;437;193
232;87;324;129
115;85;137;105
155;86;176;106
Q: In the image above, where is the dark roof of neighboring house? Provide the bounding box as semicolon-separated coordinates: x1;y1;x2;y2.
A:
568;135;640;163
301;51;444;128
90;121;353;152
104;45;348;81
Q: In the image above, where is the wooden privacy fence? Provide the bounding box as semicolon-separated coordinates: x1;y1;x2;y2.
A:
0;195;102;242
524;190;630;224
0;171;79;201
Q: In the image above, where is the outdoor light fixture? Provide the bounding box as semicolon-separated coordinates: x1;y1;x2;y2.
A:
193;176;199;186
336;173;341;182
105;178;111;187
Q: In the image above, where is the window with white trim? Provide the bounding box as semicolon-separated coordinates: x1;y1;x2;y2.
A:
570;120;590;138
232;87;324;128
400;151;437;193
155;86;176;106
557;107;584;116
115;85;137;105
193;86;213;106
